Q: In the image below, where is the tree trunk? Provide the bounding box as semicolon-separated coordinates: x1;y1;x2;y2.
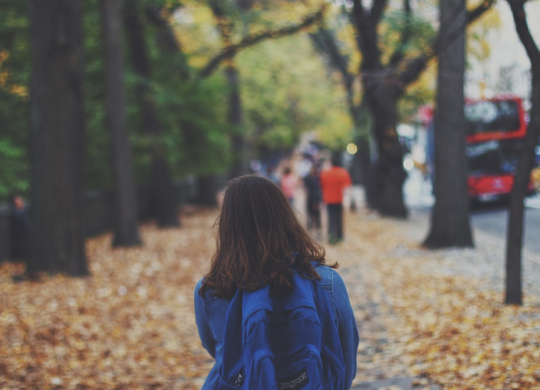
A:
423;0;473;248
196;175;219;205
364;81;408;217
346;90;369;188
353;110;372;198
101;0;142;246
27;0;88;276
225;64;247;179
505;0;540;305
505;79;539;304
350;137;366;185
350;0;495;219
124;0;179;227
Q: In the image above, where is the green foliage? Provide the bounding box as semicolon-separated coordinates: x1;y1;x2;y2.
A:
398;66;436;122
175;1;352;152
127;15;232;181
0;138;28;200
0;87;29;200
239;35;351;151
0;0;355;200
0;0;30;201
380;10;437;66
381;9;437;121
83;0;112;190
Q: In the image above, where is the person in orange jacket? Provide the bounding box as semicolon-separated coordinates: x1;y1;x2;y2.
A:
320;155;351;244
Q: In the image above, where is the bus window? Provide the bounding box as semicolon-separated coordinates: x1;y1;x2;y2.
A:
467;139;524;177
465;100;521;136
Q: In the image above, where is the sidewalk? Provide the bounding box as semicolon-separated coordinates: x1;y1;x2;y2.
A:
1;205;539;389
340;206;540;389
402;169;540;298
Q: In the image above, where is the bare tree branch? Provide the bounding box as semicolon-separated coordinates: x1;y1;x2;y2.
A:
145;6;182;52
371;0;389;25
507;0;540;69
145;6;190;80
310;27;361;123
198;5;326;79
387;0;412;68
351;0;382;70
468;0;497;24
310;27;354;86
351;0;366;25
437;0;498;58
395;0;496;92
208;0;235;70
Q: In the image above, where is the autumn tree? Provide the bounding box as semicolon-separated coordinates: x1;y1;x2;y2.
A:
122;1;325;211
345;0;495;217
423;0;474;248
505;0;540;305
205;0;326;179
101;0;142;246
26;0;88;275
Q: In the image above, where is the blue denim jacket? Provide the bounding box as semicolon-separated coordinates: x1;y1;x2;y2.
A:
194;264;359;389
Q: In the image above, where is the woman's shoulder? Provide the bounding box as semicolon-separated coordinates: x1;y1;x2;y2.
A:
312;263;340;289
195;265;342;299
195;278;232;304
194;278;204;299
194;277;216;302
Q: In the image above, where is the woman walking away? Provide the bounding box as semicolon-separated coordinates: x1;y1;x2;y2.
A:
194;175;359;390
280;166;297;205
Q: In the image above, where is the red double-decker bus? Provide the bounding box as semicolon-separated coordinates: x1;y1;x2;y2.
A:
423;95;535;202
464;96;528;202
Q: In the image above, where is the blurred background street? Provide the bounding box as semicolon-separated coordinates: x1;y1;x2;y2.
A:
405;169;540;253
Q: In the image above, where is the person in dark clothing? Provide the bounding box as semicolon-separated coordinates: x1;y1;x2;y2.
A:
303;165;322;237
9;194;30;261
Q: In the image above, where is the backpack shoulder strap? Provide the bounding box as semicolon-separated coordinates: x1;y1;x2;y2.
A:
241;272;317;325
219;288;245;384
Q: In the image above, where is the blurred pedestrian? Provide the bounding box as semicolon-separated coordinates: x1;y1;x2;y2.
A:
8;193;29;261
303;165;322;238
266;165;281;187
297;157;312;179
280;167;297;205
320;155;352;244
194;175;359;389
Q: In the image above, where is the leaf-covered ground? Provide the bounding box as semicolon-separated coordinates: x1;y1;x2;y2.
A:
341;211;540;390
0;211;218;389
1;208;539;389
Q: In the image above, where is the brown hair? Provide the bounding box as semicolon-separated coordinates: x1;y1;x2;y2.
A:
200;175;336;299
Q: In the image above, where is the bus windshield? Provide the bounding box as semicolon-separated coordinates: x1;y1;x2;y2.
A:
467;138;524;177
465;100;521;136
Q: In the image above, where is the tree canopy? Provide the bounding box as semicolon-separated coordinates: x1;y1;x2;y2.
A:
0;0;503;200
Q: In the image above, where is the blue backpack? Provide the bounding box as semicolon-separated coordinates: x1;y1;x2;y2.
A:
217;268;345;389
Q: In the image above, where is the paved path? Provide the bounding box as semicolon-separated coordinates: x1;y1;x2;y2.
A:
404;170;540;254
400;172;540;297
471;202;540;253
285;167;540;389
324;211;441;389
348;265;431;390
